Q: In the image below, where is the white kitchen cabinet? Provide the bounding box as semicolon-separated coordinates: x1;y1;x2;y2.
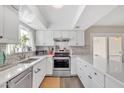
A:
76;31;85;46
36;31;45;46
0;6;19;43
0;6;3;38
32;58;46;88
68;31;77;46
45;31;54;46
53;31;69;38
36;31;54;46
0;83;6;88
91;78;103;88
46;56;53;75
71;56;77;75
69;31;85;46
76;57;104;88
105;76;124;88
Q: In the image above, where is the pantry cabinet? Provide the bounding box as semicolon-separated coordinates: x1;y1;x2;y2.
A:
0;6;19;43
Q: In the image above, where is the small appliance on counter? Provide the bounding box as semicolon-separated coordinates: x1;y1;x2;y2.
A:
36;50;47;55
0;51;6;65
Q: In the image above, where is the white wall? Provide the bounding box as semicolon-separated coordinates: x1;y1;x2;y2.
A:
85;26;124;61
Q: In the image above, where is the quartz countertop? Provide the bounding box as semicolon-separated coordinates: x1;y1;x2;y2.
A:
0;55;51;85
74;55;124;86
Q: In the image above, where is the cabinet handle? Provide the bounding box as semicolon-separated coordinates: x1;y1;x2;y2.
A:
94;72;97;75
88;75;92;79
34;68;41;73
0;36;3;38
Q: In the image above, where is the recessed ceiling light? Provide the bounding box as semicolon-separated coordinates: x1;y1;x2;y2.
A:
52;5;64;9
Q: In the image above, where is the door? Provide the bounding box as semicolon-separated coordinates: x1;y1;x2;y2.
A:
93;37;108;70
108;36;123;72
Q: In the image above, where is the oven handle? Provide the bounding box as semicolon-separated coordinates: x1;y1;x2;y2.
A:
53;57;70;60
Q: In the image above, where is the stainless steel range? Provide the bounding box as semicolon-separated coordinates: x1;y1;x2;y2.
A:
53;52;71;77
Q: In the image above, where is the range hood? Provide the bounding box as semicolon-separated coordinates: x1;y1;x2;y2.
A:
53;38;70;42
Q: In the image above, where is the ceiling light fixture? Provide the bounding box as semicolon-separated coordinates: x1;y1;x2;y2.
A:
52;5;64;9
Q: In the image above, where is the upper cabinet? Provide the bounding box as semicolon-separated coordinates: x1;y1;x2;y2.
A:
53;31;69;38
0;6;4;38
36;30;85;46
0;6;19;43
36;31;54;46
76;31;85;46
69;31;85;46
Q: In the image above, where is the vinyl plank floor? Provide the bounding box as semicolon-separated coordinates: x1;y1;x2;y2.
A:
40;76;84;88
60;77;84;88
40;77;60;88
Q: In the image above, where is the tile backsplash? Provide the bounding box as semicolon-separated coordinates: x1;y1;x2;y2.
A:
0;44;35;64
70;45;91;55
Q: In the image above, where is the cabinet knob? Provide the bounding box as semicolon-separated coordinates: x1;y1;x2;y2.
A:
94;72;97;75
0;36;3;38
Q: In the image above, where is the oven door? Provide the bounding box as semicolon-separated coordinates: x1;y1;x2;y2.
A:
53;57;70;70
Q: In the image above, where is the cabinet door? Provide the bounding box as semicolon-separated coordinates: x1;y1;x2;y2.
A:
36;31;45;46
71;57;77;75
33;59;46;88
68;31;76;46
3;6;19;43
76;31;85;46
53;31;62;38
61;31;69;38
46;57;53;75
91;78;103;88
45;31;54;46
0;6;3;38
0;83;6;88
105;76;124;88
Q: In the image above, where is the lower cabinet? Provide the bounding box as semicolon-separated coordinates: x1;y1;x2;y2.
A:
71;56;77;75
76;58;104;88
46;56;53;75
105;76;124;88
32;58;46;88
0;83;6;88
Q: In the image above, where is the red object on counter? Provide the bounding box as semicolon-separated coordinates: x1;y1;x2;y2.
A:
48;50;53;55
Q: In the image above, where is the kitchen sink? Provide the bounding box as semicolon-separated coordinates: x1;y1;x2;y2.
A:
19;58;39;64
0;63;17;71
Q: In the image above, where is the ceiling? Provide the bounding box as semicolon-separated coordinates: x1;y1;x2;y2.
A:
20;5;123;31
94;6;124;26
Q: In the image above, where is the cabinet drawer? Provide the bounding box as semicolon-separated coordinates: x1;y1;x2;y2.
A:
105;76;124;88
0;83;6;88
92;68;104;85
